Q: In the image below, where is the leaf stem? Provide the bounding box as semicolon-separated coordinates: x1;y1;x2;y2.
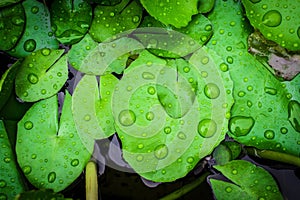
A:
159;172;210;200
245;147;300;167
86;161;98;200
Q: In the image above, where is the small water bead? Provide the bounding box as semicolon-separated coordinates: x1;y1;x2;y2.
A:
229;116;255;137
232;169;238;175
0;180;6;188
84;114;91;121
247;86;253;91
145;111;154;121
31;6;39;14
280;127;288;134
264;87;277;95
204;83;220;99
27;73;39;84
247;100;253;107
200;35;208;42
164;126;172;134
183;66;190;73
137;144;144;149
24;121;33;130
3;157;10;163
118;110;136;126
205;24;212;31
71;159;79;167
220;63;228;72
23;39;36;52
147;86;156;95
154;144;168;160
225;186;232;193
31;154;37;159
136;155;144;162
177;132;186;140
226;56;233;64
23;165;32;175
264;130;275;139
132;15;140;23
198;119;217;138
41;89;47;95
142;72;155;80
201;57;209;64
187;157;194;163
201;71;208;78
262;10;282;27
48;172;56;183
238;91;245;97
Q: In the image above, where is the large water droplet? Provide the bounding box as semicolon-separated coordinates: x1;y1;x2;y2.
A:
118;110;136;126
71;159;79;167
154;144;168;159
198;119;217;138
23;166;32;175
229;116;255;137
264;130;275;139
204;83;220;99
27;73;39;84
288;100;300;132
262;10;282;27
23;39;36;52
24;121;33;130
48;172;56;183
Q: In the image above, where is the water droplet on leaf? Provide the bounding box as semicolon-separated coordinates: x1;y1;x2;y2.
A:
198;119;217;138
119;110;136;126
262;10;282;27
229;116;255;137
204;83;220;99
71;159;79;167
48;172;56;183
27;73;39;84
154;144;168;160
24;121;33;130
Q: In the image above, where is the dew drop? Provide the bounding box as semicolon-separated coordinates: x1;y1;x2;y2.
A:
142;72;155;80
177;132;186;140
229;116;255;137
48;172;56;183
24;121;33;130
136;155;144;162
31;154;37;159
226;56;233;64
264;87;277;95
71;159;79;167
198;119;217;138
288;100;300;132
280;127;288;134
232;169;238;175
183;66;190;73
137;144;144;149
147;86;156;95
164;126;172;134
220;63;228;72
145;111;154;121
262;10;282;27
118;110;136;126
41;48;51;56
3;157;10;163
84;114;91;121
23;39;36;52
187;157;194;163
27;73;39;84
0;180;6;188
132;15;140;23
31;6;39;14
264;130;275;139
225;186;232;193
204;83;220;99
23;166;32;175
154;144;168;160
41;89;47;95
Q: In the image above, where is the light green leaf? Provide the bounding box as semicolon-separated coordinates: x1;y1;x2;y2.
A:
206;0;300;156
210;160;283;200
140;0;198;28
7;0;59;57
242;0;300;51
0;3;25;51
89;0;142;42
50;0;92;45
15;48;68;102
0;120;26;200
16;92;91;192
72;74;119;142
112;47;233;182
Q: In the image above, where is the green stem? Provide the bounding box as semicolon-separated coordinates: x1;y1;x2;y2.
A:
85;161;98;200
159;172;210;200
246;147;300;167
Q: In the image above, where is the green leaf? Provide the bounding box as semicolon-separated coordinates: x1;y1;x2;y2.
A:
210;160;283;200
242;0;300;51
206;0;300;156
213;141;242;165
0;120;26;200
112;46;233;182
50;0;92;45
0;60;20;110
89;0;142;42
0;3;25;51
15;189;72;200
72;74;119;143
76;37;143;75
7;0;59;57
16;92;91;192
15;48;68;102
140;0;198;28
0;0;21;7
198;0;215;13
